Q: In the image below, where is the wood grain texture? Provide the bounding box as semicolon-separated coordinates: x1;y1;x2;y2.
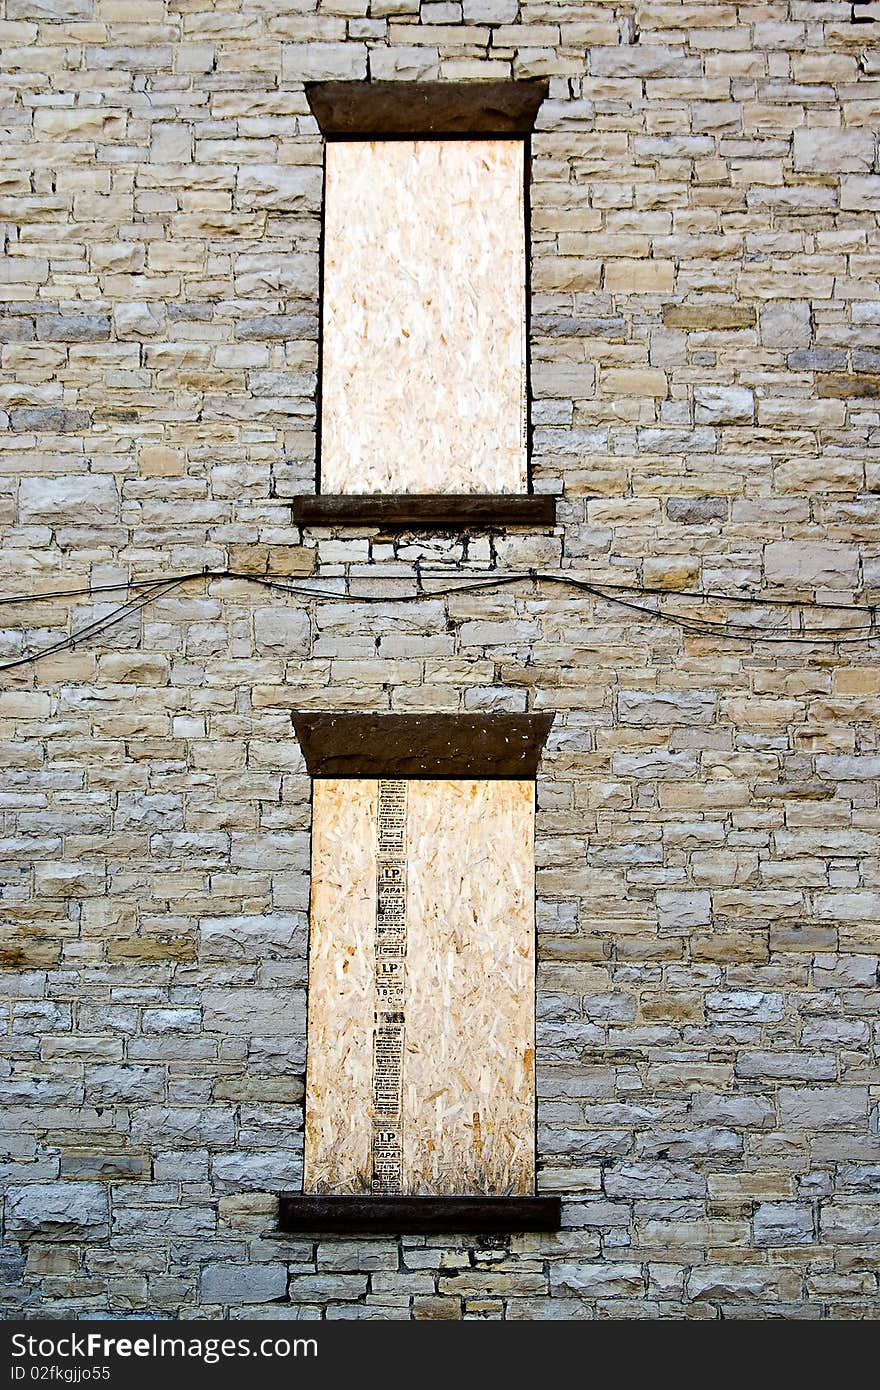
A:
302;780;376;1193
320;140;527;496
404;780;535;1195
303;779;536;1195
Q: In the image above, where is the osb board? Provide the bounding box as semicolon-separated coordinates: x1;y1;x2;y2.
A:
403;781;535;1195
303;779;376;1193
320;140;527;496
303;779;535;1196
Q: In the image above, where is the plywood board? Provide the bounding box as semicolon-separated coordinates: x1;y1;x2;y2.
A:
302;779;376;1193
303;779;535;1196
320;140;527;496
404;780;535;1195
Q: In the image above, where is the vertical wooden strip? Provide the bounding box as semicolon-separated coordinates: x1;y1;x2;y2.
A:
302;780;377;1193
370;779;408;1194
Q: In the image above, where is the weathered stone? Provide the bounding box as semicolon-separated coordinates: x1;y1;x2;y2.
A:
10;408;90;433
779;1087;868;1128
694;386;754;423
793;129;875;173
253;607;311;655
760;301;811;349
114;302;165;338
840;175;880;211
5;1184;108;1241
237;166;323;212
656;891;712;931
618;690;715;726
201;1263;288;1305
281;43;367;81
36;315;111;343
19;475;117;522
753;1203;814;1247
764;542;859;588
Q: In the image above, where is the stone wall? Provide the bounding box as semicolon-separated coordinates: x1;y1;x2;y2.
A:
1;1;879;1319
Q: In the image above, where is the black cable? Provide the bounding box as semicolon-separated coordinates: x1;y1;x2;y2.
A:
0;566;875;614
240;572;880;643
1;568;878;674
0;576;188;673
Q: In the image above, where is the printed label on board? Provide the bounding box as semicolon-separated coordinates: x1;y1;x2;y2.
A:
371;779;407;1194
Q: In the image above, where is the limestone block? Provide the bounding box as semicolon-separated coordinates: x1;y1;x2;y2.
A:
605;259;675;293
368;47;441;79
253;606;310;655
764;541;859;587
18;475;116;523
36;315;111;343
202;987;306;1037
281;43;367;81
840;176;880;211
694;385;754;423
151;123;193;163
656;891;712;930
211;1152;301;1191
753;1203;814;1247
200;1263;288;1305
618;690;716;725
793;128;875;173
603;367;668;398
5;1184;108;1241
778;1087;868;1128
236;165;323;212
463;0;518;19
705;991;785;1023
114;302;165;338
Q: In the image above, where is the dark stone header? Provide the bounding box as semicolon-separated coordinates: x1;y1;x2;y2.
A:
305;79;549;138
293;494;556;530
277;1194;561;1234
292;712;554;780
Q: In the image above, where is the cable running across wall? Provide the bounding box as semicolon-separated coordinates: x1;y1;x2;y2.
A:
0;567;879;674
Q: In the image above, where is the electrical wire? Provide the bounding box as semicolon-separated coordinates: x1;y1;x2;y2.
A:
0;567;875;613
0;567;878;674
0;576;189;673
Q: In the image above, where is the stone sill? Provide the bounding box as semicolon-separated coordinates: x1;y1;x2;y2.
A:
275;1195;561;1234
291;494;556;530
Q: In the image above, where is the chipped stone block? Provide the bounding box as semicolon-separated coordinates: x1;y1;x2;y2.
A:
5;1184;108;1241
18;475;116;522
753;1203;814;1247
764;541;859;588
694;385;754;423
113;302;165;338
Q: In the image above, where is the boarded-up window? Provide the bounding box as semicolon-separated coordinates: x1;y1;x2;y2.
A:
293;713;552;1200
304;81;548;505
304;778;535;1195
320;140;527;497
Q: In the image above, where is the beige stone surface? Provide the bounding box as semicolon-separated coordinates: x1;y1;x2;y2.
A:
2;0;880;1323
